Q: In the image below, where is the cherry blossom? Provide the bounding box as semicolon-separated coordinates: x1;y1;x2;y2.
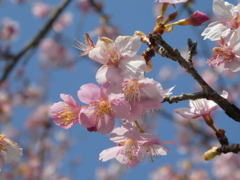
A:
88;35;147;86
99;123;172;167
121;78;165;121
207;31;240;72
0;132;22;171
202;0;240;41
73;33;95;57
0;18;19;41
52;12;73;33
174;90;228;119
51;94;81;129
32;2;50;18
78;83;130;134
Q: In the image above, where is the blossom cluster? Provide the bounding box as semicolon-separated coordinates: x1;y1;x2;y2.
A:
51;34;174;167
202;0;240;72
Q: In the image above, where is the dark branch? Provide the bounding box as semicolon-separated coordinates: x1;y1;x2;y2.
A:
163;91;206;104
149;33;240;122
0;0;72;84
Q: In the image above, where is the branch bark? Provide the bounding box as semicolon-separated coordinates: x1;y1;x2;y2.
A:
0;0;72;84
148;33;240;122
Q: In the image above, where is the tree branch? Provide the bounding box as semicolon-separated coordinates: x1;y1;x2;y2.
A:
0;0;72;84
163;91;205;103
148;33;240;122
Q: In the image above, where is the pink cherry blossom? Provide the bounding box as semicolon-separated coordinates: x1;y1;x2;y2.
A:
121;78;165;121
51;94;81;129
73;33;95;57
0;18;19;41
207;31;240;72
174;90;228;119
202;0;240;41
78;83;130;134
32;2;50;18
77;0;91;14
52;12;73;33
40;38;74;68
88;35;147;86
155;0;188;4
0;132;22;171
99;123;173;167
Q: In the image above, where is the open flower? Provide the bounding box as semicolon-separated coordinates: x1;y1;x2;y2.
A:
78;83;130;134
202;0;240;41
174;90;228;119
88;35;147;86
207;31;240;72
99;123;173;167
122;78;165;121
50;94;81;129
0;132;22;171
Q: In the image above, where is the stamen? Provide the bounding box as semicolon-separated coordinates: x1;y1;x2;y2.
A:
58;105;79;125
122;79;141;104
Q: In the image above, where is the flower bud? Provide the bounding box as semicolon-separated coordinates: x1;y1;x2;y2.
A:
176;11;210;26
202;146;220;161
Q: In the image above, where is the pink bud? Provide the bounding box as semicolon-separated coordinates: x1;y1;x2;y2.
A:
177;11;210;26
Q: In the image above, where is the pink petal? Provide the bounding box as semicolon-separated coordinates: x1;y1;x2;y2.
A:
96;65;123;86
115;36;141;57
99;146;122;162
97;114;115;135
111;99;130;119
174;107;198;119
79;106;96;128
78;83;101;104
119;55;147;79
60;94;79;107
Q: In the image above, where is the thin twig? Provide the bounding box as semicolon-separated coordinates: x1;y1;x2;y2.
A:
149;33;240;122
0;0;72;84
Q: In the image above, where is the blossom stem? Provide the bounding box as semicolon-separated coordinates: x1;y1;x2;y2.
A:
134;121;145;133
202;114;218;133
161;3;169;17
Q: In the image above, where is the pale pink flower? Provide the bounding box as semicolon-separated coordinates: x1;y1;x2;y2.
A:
32;2;50;18
25;104;51;130
150;165;177;180
202;0;240;41
51;94;81;129
53;12;73;33
121;78;165;121
77;0;91;14
0;132;22;171
73;33;95;57
89;35;147;86
0;18;19;41
207;31;240;72
174;90;228;119
155;0;188;3
78;83;130;134
99;123;172;167
90;24;120;40
40;38;73;68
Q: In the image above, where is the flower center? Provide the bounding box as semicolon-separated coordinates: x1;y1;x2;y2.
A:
224;14;240;30
121;137;138;160
92;100;113;120
208;44;235;67
102;43;121;66
122;79;141;104
58;106;79;125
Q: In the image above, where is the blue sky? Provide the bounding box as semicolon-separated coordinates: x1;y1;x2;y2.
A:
1;0;240;179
